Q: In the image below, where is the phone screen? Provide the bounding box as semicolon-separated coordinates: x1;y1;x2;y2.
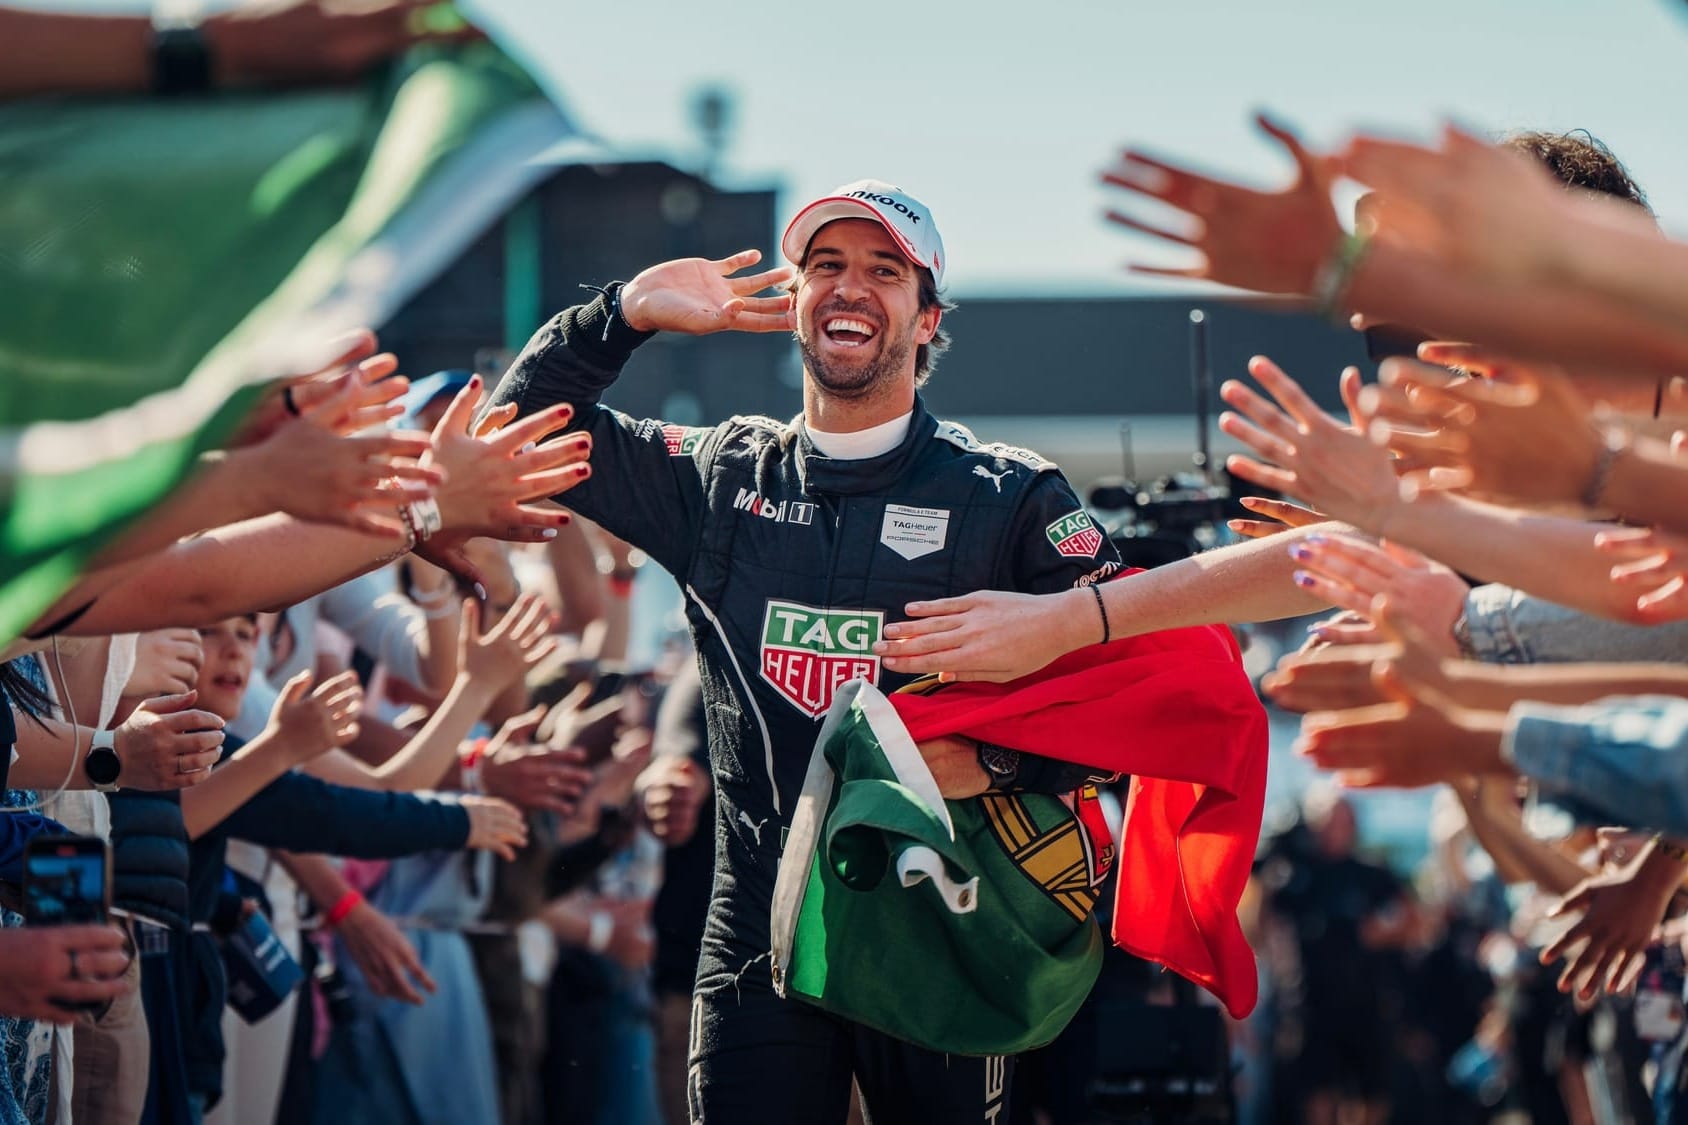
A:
24;836;110;925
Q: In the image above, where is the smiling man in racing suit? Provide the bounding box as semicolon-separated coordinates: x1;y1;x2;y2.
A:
488;181;1122;1125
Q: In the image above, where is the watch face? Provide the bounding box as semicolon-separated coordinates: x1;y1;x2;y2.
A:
85;747;121;787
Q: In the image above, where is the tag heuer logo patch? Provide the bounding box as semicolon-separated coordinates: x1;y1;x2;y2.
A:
879;504;949;560
760;600;883;717
661;424;707;457
1046;511;1103;559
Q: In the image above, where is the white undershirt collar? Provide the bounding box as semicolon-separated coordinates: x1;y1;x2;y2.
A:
805;411;913;460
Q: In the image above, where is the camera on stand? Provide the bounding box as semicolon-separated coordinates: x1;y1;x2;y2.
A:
1089;466;1253;570
1084;308;1299;685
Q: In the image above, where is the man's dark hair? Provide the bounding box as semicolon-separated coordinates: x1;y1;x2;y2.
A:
1503;130;1651;213
912;269;955;387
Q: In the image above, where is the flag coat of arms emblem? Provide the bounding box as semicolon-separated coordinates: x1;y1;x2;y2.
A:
770;680;1104;1056
1045;511;1103;558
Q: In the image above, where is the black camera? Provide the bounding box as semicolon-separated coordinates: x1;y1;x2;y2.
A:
1088;998;1235;1124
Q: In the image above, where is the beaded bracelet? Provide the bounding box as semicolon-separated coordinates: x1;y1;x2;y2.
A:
1310;230;1372;320
1089;583;1110;645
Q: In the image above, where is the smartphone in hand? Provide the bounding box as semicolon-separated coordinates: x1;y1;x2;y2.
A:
23;834;111;926
24;834;115;1014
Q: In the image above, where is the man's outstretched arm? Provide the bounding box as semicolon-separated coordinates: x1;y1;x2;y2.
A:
879;527;1332;683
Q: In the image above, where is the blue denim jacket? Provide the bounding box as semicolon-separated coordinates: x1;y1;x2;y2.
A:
1504;696;1688;834
1464;584;1688;665
1465;585;1688;833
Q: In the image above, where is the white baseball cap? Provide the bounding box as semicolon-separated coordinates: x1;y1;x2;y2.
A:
781;179;946;288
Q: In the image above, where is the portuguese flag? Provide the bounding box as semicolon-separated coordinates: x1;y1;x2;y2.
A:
771;679;1105;1056
0;42;568;643
772;597;1266;1056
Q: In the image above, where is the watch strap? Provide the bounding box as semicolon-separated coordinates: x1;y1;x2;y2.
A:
976;742;1020;793
85;727;122;790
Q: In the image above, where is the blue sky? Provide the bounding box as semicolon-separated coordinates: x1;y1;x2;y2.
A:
39;0;1688;295
473;0;1688;294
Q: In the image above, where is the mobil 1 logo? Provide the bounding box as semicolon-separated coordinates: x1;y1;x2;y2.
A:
759;600;883;718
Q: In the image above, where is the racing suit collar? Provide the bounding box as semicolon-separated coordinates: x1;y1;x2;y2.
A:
798;396;938;496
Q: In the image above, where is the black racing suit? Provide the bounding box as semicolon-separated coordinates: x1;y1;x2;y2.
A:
491;287;1123;1125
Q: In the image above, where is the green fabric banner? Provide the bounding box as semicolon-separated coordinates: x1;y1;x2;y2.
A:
772;681;1104;1057
0;43;555;642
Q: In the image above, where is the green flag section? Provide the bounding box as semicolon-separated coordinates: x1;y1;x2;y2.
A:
0;42;578;643
771;680;1103;1057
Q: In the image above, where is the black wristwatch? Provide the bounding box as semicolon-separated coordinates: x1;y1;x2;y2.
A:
84;729;122;792
976;742;1020;793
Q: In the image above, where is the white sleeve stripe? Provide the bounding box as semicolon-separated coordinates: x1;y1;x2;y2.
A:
685;584;781;815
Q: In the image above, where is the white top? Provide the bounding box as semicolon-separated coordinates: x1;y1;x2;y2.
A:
805;411;913;461
34;634;135;839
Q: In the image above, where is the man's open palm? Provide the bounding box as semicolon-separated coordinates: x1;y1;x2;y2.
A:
620;250;795;335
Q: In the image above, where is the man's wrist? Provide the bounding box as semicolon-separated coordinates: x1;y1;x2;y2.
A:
976;742;1020;793
613;281;654;334
1058;587;1098;654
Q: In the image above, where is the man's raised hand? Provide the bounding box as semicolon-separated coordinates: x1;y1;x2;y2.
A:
619;250;795;336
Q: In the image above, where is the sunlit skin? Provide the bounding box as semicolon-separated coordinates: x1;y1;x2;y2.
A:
194;616;262;722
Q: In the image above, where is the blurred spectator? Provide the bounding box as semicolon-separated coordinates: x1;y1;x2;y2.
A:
1255;787;1412;1125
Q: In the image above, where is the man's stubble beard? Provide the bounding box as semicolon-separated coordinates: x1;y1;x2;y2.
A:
795;311;918;402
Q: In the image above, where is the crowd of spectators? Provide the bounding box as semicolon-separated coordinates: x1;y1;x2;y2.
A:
1111;125;1688;1125
0;347;729;1125
11;1;1688;1120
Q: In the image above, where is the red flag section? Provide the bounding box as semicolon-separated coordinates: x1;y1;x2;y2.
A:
889;575;1269;1019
